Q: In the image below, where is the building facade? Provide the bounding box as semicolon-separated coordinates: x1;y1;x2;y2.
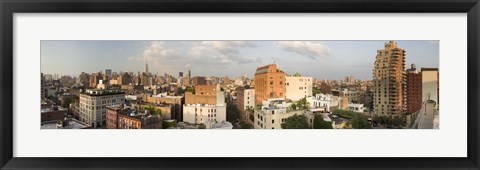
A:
79;89;125;128
106;105;121;129
254;106;305;129
373;41;406;116
183;84;227;128
406;64;423;114
143;93;184;121
347;103;365;113
306;94;340;112
285;76;313;101
236;86;255;121
236;87;255;111
254;64;286;105
191;76;206;86
421;68;439;109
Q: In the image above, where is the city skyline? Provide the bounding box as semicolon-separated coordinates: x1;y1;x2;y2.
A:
41;40;439;80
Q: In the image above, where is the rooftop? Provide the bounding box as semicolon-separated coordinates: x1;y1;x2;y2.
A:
83;89;124;96
41;105;67;113
212;122;233;129
41;119;90;129
152;93;183;99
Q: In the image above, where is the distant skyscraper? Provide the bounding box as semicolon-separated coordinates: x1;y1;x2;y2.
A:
179;72;183;78
254;64;286;105
188;70;191;78
144;60;149;74
373;41;406;116
406;63;422;114
105;69;112;76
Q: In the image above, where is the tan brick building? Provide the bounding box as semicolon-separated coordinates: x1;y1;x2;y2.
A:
373;41;406;116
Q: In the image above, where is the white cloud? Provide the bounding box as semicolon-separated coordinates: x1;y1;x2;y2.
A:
188;41;257;64
277;41;330;59
129;41;257;74
130;41;182;62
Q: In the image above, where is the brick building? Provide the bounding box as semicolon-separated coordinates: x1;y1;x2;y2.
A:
254;64;286;105
406;63;422;114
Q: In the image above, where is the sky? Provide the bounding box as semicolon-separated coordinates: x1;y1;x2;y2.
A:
41;40;439;80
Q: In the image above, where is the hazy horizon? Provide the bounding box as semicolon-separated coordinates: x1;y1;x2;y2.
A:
41;40;439;80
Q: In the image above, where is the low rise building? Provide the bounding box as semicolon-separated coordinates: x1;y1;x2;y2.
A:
306;93;341;112
347;103;366;113
143;92;184;121
183;84;227;129
107;105;162;129
253;98;307;129
41;104;68;122
79;89;125;128
41;118;91;129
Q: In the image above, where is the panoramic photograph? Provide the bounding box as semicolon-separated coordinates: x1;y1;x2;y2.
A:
40;40;439;129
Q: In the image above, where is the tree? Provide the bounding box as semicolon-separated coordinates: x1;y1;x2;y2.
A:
62;97;75;108
239;120;252;129
198;124;206;129
144;105;162;116
320;84;332;94
281;115;309;129
333;109;371;129
312;87;322;96
313;115;333;129
290;103;297;110
226;100;240;123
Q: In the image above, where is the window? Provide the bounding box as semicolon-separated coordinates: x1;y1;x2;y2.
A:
272;120;274;123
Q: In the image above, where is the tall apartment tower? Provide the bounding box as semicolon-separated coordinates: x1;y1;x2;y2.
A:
373;41;406;116
254;64;286;105
406;63;422;114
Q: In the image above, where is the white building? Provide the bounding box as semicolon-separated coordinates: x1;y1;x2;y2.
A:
306;94;340;112
421;68;439;108
241;88;255;111
254;98;306;129
183;84;227;129
285;76;313;101
79;89;125;128
347;103;365;113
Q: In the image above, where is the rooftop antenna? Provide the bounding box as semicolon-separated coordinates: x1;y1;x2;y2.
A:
272;56;277;64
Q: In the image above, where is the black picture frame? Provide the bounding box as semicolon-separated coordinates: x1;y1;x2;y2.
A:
1;0;479;169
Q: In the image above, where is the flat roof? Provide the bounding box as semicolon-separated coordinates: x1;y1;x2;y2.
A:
421;68;439;71
82;89;125;96
41;106;67;113
41;119;90;129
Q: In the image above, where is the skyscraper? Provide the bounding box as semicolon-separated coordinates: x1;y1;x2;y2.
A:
373;41;406;116
406;63;422;114
105;69;112;76
144;60;149;74
254;64;286;105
